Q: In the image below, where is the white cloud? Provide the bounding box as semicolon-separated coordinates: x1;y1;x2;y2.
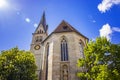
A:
112;27;120;32
34;23;38;27
25;18;30;23
98;0;120;13
99;23;120;40
99;23;112;40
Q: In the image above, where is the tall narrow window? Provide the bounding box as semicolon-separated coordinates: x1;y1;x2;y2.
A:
40;30;41;33
35;36;43;42
45;44;49;80
39;36;43;42
79;42;84;57
35;36;39;42
61;38;68;61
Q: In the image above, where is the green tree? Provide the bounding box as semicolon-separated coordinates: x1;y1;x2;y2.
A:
0;47;37;80
77;37;120;80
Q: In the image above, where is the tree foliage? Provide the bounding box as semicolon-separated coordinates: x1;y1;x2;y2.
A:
0;47;37;80
77;37;120;80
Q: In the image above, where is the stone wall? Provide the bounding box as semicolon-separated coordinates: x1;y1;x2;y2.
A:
42;32;87;80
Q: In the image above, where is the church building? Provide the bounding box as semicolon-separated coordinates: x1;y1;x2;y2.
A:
30;12;88;80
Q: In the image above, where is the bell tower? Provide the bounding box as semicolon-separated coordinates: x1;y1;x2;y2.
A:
30;12;48;79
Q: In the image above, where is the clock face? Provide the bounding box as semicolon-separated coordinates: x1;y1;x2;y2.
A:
34;45;40;50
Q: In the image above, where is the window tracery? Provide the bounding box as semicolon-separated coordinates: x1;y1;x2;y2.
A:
61;38;68;61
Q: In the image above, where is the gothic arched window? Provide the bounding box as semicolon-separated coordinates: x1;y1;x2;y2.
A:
41;31;43;33
39;36;43;42
40;29;43;33
35;36;42;42
35;36;39;42
79;40;84;57
40;30;41;33
61;38;68;61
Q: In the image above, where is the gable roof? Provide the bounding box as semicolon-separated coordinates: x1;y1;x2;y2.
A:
53;20;76;32
42;20;88;43
53;20;88;39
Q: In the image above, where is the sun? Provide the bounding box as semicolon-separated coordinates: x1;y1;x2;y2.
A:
0;0;8;9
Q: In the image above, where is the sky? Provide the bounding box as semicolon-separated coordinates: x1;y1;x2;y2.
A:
0;0;120;51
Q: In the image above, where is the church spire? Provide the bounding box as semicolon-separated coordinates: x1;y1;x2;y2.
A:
35;11;48;33
40;11;46;30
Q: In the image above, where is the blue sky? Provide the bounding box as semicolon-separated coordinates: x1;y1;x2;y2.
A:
0;0;120;51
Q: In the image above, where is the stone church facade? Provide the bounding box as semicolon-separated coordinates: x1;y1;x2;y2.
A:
30;12;88;80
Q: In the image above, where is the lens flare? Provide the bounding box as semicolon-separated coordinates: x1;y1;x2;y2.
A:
0;0;9;9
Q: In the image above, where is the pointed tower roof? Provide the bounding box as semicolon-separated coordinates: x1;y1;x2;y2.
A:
53;20;88;39
35;11;48;33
